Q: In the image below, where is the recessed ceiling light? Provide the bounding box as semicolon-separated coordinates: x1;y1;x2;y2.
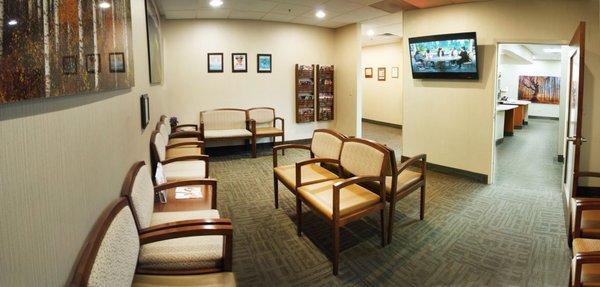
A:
7;19;17;26
367;30;375;36
98;1;111;9
543;48;562;53
315;10;326;18
210;0;223;7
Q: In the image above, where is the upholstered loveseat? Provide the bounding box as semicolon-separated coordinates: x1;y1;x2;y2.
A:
200;109;256;158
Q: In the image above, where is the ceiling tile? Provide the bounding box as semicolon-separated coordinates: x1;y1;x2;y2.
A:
196;8;231;18
319;20;352;28
229;10;266;20
159;0;199;11
289;16;324;26
270;3;313;16
261;12;296;22
164;10;197;19
329;6;388;23
402;0;453;9
229;0;279;13
270;0;327;5
319;0;364;14
346;0;381;5
197;0;235;9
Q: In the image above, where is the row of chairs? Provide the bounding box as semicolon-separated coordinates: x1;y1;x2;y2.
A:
70;117;235;286
272;129;427;275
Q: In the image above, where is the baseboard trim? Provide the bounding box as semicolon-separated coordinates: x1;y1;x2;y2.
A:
557;155;564;163
529;115;559;121
401;156;488;183
362;118;403;129
495;138;504;145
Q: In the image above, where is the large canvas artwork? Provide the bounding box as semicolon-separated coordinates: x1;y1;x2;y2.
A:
0;0;134;105
518;76;560;104
145;0;162;84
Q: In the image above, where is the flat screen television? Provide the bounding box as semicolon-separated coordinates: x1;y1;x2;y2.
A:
409;32;479;79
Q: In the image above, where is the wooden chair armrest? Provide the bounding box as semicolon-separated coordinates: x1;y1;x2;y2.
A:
396;154;427;176
574;198;600;210
246;119;257;133
296;158;340;187
139;224;233;245
169;131;201;139
154;179;217;192
272;144;311;167
579;172;600;178
172;124;198;132
333;176;381;190
274;117;284;131
140;218;231;234
572;252;600;286
166;141;204;149
162;155;210;165
332;176;385;219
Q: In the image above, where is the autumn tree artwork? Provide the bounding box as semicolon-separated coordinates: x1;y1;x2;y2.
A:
518;76;560;105
0;0;134;105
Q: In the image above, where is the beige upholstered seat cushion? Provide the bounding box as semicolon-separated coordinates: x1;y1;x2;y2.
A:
138;235;224;271
274;164;338;189
201;110;247;130
204;129;252;139
163;161;206;181
151;209;220;226
298;179;380;219
132;272;236;287
166;147;203;160
311;131;343;159
386;170;423;193
168;137;199;146
256;127;283;136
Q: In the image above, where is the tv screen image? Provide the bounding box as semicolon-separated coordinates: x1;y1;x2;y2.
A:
409;32;478;79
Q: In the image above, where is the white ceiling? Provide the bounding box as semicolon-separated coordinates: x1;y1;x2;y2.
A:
523;44;563;61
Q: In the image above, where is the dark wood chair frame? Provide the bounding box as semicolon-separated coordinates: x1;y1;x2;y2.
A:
160;115;200;133
271;129;347;209
69;198;233;286
570;243;600;287
150;130;210;185
569;172;600;244
157;116;203;142
295;138;390;275
200;108;257;158
248;107;285;151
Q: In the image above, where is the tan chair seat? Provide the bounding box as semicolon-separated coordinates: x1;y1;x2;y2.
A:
138;235;224;271
256;127;283;136
166;147;203;160
297;179;380;219
385;170;423;193
571;198;600;237
204;129;252;139
168;137;199;146
163;161;206;181
274;164;338;189
573;239;600;286
133;272;236;287
151;209;220;226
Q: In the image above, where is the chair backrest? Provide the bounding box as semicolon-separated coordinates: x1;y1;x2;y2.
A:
121;161;155;230
157;120;172;143
310;129;346;159
201;109;247;130
339;138;389;177
248;107;275;126
69;198;139;287
151;130;167;162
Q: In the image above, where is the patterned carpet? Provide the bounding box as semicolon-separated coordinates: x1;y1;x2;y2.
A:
206;119;570;286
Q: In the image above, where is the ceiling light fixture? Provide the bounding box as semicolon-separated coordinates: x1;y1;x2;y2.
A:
367;30;375;36
543;48;562;53
315;10;326;18
98;1;111;9
7;19;17;26
209;0;223;7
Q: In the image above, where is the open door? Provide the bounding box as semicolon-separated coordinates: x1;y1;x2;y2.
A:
563;22;587;200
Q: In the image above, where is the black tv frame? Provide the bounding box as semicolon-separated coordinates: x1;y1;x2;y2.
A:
408;32;479;80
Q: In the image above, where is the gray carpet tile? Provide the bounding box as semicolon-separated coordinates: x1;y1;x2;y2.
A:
204;118;570;286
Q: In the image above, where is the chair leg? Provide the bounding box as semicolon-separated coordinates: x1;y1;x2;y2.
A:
274;177;279;209
332;225;340;276
281;134;285;156
296;196;302;236
251;136;257;158
420;186;426;220
388;200;395;245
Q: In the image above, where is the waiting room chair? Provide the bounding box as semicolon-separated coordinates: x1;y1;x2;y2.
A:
570;172;600;243
272;129;346;209
248;107;285;150
570;238;600;287
295;138;390;275
160;115;200;133
156;119;204;157
69;198;234;287
150;131;209;183
200;109;257;158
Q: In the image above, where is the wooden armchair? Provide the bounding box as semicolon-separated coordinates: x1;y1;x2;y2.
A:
362;149;427;243
248;107;284;149
200;109;257;158
157;119;204;154
272;129;346;209
570;172;600;242
160;115;199;133
119;161;231;275
69;198;235;286
570;238;600;286
150;131;209;183
295;138;390;275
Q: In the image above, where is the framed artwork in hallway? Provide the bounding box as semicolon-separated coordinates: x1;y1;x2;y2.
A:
232;53;248;73
365;67;373;78
378;67;386;81
208;53;224;73
518;76;560;104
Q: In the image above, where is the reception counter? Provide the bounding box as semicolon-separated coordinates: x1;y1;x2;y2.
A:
499;100;531;128
496;104;519;144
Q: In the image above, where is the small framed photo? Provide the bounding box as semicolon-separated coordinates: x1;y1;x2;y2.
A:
391;67;399;78
109;52;126;73
207;53;223;73
62;56;77;75
140;94;150;130
232;53;247;73
86;54;101;74
365;67;373;78
378;67;386;81
257;54;272;73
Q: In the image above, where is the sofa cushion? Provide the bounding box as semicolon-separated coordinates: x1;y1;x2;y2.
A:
297;179;380;219
274;164;338;189
204;129;252;139
151;210;220;226
166;147;203;160
132;272;236;287
311;131;344;159
248;109;274;124
256;127;283;136
201;110;247;130
168;137;199;147
163;161;207;181
138;235;224;271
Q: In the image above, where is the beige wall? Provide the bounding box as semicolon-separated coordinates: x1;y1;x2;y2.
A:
0;0;167;285
361;42;403;125
162;19;336;141
402;0;600;179
333;23;362;136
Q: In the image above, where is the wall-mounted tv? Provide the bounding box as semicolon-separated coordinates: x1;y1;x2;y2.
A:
409;32;479;80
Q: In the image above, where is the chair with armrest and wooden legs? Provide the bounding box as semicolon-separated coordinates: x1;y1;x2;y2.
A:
272;129;346;209
157;119;205;157
570;172;600;245
160;114;200;133
150;131;209;184
248;107;285;152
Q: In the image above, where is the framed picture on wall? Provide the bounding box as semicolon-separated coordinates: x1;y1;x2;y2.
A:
392;67;399;78
365;67;373;78
232;53;247;73
62;56;77;75
257;54;272;73
378;67;386;81
207;53;224;73
140;94;150;130
109;52;126;73
86;54;101;74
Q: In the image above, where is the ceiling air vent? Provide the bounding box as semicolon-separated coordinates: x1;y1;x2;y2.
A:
380;32;397;37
